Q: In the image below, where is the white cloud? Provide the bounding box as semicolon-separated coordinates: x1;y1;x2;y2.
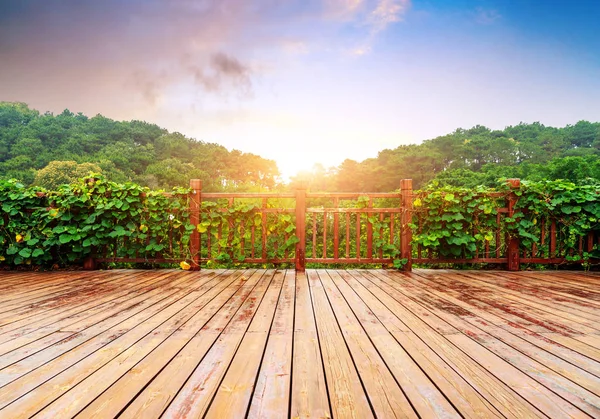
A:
474;7;502;25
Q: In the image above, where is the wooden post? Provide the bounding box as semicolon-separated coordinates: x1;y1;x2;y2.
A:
189;179;202;271
506;178;520;271
83;256;96;270
400;179;413;271
295;182;307;271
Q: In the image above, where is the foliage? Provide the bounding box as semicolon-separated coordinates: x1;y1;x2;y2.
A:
1;174;598;269
411;180;600;264
291;122;600;191
199;199;298;267
0;102;280;191
411;183;505;258
505;179;600;261
33;160;102;190
0;175;193;267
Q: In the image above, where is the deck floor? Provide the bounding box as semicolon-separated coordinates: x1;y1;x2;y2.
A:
0;269;599;418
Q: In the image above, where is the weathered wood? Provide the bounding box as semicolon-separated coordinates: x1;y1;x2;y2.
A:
290;271;330;418
248;270;295;418
308;270;373;418
0;269;598;418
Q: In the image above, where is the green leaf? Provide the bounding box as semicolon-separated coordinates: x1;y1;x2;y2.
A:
32;249;45;258
18;248;32;258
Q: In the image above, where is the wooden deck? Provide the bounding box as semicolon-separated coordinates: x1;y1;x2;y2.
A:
0;269;599;418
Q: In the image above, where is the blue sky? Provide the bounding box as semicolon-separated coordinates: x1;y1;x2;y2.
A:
0;0;598;179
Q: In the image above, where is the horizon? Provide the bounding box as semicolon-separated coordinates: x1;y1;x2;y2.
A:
8;101;598;183
1;1;599;179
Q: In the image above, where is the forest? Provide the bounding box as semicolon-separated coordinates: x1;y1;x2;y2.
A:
1;102;599;191
0;102;279;191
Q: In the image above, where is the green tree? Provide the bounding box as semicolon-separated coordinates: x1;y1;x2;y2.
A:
33;161;102;190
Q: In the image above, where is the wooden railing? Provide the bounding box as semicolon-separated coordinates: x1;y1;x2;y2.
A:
85;178;598;271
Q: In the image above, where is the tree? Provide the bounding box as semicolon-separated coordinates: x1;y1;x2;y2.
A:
33;161;102;190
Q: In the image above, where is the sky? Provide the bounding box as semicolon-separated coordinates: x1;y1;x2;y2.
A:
0;0;599;180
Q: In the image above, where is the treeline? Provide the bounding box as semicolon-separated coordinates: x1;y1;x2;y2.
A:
296;122;600;190
2;102;599;192
0;102;279;191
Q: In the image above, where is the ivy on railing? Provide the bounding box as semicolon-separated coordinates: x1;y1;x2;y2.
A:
410;183;506;258
198;200;298;266
0;175;193;267
505;179;600;263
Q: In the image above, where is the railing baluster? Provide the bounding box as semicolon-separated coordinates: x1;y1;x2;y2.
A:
367;198;373;258
312;213;317;258
355;212;361;259
240;220;245;260
322;212;328;259
346;213;350;258
379;212;384;259
550;219;557;258
262;198;267;261
333;197;339;260
251;225;255;258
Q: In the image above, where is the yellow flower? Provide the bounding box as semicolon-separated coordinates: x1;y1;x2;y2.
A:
413;198;422;208
15;234;23;243
139;224;148;233
0;256;5;261
180;261;191;270
49;209;59;217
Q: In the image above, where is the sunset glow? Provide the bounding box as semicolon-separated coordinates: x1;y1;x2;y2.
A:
1;1;599;181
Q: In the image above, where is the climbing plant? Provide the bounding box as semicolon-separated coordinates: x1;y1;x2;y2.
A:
410;183;506;259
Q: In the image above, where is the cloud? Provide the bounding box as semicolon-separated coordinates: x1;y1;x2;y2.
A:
0;0;408;118
350;0;410;55
474;7;502;25
368;0;410;33
188;53;253;96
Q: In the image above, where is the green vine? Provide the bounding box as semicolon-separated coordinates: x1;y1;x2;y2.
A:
0;175;193;267
411;183;507;258
199;200;298;267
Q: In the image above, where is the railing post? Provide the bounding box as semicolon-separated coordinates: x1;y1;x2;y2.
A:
189;179;202;271
506;178;520;271
295;182;307;272
83;256;96;270
400;179;413;272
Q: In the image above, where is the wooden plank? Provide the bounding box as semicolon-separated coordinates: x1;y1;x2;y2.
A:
342;270;503;418
72;271;252;418
0;271;143;326
321;270;430;417
158;270;276;418
371;270;592;418
0;271;202;366
204;270;285;418
409;271;600;378
0;272;207;393
0;271;189;357
307;270;373;418
0;271;234;416
404;271;600;405
248;270;295;418
352;270;546;418
119;269;272;419
0;270;150;317
290;271;330;419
